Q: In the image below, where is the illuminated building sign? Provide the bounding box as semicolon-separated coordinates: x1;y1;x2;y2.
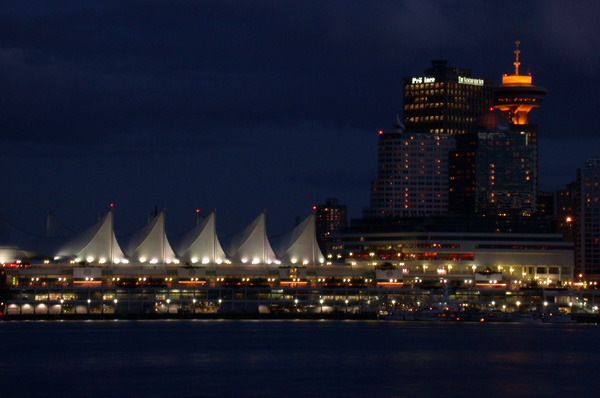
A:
411;77;435;84
458;76;484;86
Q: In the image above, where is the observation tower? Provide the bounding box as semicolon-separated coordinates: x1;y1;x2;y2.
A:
494;40;547;125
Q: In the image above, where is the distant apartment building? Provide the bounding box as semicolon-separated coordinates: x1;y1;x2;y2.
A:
537;191;555;216
315;198;347;255
553;183;577;245
573;160;600;280
363;122;455;218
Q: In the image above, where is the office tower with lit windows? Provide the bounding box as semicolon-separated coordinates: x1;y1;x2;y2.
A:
363;120;455;218
315;198;347;255
449;108;536;216
403;60;494;135
364;61;491;220
573;160;600;280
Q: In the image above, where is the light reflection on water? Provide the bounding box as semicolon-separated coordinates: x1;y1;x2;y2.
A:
0;320;597;398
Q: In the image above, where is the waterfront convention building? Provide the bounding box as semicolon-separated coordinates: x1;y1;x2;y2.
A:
329;215;574;288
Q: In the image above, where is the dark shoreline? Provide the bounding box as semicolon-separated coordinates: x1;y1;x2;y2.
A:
0;312;379;322
3;312;599;323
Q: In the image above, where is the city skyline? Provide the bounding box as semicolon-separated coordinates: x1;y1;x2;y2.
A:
1;1;599;236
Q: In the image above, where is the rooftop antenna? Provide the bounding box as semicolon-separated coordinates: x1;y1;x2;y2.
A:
513;39;521;76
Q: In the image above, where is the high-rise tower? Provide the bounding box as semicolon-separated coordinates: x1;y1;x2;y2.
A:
449;108;536;216
365;61;492;219
403;60;494;135
364;119;455;218
494;41;546;212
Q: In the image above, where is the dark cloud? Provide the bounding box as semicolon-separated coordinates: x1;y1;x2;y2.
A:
1;0;599;234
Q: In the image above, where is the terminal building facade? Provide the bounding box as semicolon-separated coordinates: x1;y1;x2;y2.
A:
328;217;574;287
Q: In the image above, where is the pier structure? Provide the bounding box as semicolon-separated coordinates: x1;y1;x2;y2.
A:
2;281;598;320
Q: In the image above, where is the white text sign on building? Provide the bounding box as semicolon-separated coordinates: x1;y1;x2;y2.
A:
458;76;484;86
411;77;436;84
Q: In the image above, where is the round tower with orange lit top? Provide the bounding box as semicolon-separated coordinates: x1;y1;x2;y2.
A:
494;40;547;125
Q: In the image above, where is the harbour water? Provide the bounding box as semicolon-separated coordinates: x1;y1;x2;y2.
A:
1;320;598;397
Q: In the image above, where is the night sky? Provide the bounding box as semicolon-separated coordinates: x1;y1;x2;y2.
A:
1;1;599;238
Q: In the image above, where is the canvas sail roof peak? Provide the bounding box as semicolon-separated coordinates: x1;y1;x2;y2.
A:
223;210;278;265
176;209;227;265
273;212;325;266
127;208;177;265
55;209;126;264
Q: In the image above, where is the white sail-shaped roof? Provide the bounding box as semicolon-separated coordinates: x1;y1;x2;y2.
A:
55;209;126;264
273;212;325;265
176;210;227;265
127;209;177;264
224;211;278;265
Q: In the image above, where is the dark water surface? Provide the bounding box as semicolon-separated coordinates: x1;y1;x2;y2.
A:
1;320;597;397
